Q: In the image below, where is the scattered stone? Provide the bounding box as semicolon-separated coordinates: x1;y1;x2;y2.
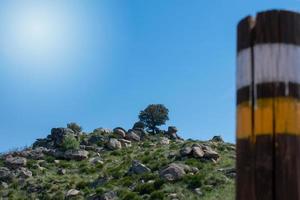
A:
66;189;80;198
160;137;170;145
89;157;104;165
113;128;126;138
107;138;122;150
125;130;140;142
90;176;111;188
100;191;117;200
0;167;14;182
218;168;236;178
5;156;27;169
58;168;66;175
168;193;178;198
128;160;151;175
180;146;192;156
159;163;186;181
194;188;203;196
64;150;89;161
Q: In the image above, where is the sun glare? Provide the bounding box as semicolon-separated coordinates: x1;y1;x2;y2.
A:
0;2;75;66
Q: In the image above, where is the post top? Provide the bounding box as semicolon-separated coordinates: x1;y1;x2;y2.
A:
237;10;300;52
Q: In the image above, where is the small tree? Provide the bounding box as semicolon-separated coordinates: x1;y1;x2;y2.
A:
138;104;169;133
67;122;82;133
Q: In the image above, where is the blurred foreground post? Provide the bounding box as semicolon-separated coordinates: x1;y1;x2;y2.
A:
236;10;300;200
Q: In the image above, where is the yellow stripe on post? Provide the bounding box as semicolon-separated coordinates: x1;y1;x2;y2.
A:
237;98;300;139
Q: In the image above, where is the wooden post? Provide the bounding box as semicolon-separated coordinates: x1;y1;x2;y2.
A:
236;10;300;200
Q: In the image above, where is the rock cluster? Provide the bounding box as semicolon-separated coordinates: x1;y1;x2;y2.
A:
180;144;219;161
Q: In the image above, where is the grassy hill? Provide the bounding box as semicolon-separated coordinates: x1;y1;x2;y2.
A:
0;126;235;200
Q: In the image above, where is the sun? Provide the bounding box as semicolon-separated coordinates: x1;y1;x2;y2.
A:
0;2;74;64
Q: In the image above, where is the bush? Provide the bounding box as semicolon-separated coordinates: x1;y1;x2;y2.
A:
67;122;82;133
139;104;169;133
61;134;80;150
150;191;165;200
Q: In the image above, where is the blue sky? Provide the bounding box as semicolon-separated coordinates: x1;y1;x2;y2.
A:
0;0;299;152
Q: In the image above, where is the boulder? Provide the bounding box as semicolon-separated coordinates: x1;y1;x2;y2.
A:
0;181;8;189
88;135;105;145
159;163;186;181
180;146;192;156
5;156;27;169
160;137;170;145
17;167;32;178
167;126;180;140
168;126;178;133
125;130;140;142
66;189;80;198
192;146;204;158
64;150;89;161
203;146;219;160
107;138;122;150
113;128;126;138
93;128;112;135
128;160;151;175
119;139;132;148
0;167;14;182
32;138;54;149
50;128;75;147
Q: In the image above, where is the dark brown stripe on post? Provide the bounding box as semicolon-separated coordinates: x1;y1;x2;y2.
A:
237;82;300;105
238;10;300;52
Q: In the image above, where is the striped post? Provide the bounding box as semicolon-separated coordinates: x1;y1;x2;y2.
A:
236;10;300;200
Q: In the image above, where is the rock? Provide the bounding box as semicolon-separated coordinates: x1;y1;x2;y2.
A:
118;139;132;148
5;156;27;169
168;126;178;133
54;160;60;164
167;126;180;140
64;150;89;161
132;121;145;129
113;128;126;138
89;157;104;165
128;160;151;175
160;137;170;145
194;188;203;196
218;168;236;178
180;146;192;156
17;167;32;178
90;176;111;188
192;146;204;158
125;130;140;142
159;163;186;181
0;167;14;181
66;189;80;197
50;128;75;147
32;138;54;149
107;138;122;150
88;135;105;145
100;191;117;200
58;168;66;175
0;181;8;189
211;135;224;143
93;128;112;135
203;146;219;160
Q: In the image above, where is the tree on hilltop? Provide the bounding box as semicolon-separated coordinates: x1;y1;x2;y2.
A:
138;104;169;133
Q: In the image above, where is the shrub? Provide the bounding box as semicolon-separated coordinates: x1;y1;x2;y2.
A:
61;134;80;150
67;122;82;133
150;191;165;200
138;104;169;133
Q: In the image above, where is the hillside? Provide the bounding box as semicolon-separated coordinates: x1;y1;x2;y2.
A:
0;125;235;200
